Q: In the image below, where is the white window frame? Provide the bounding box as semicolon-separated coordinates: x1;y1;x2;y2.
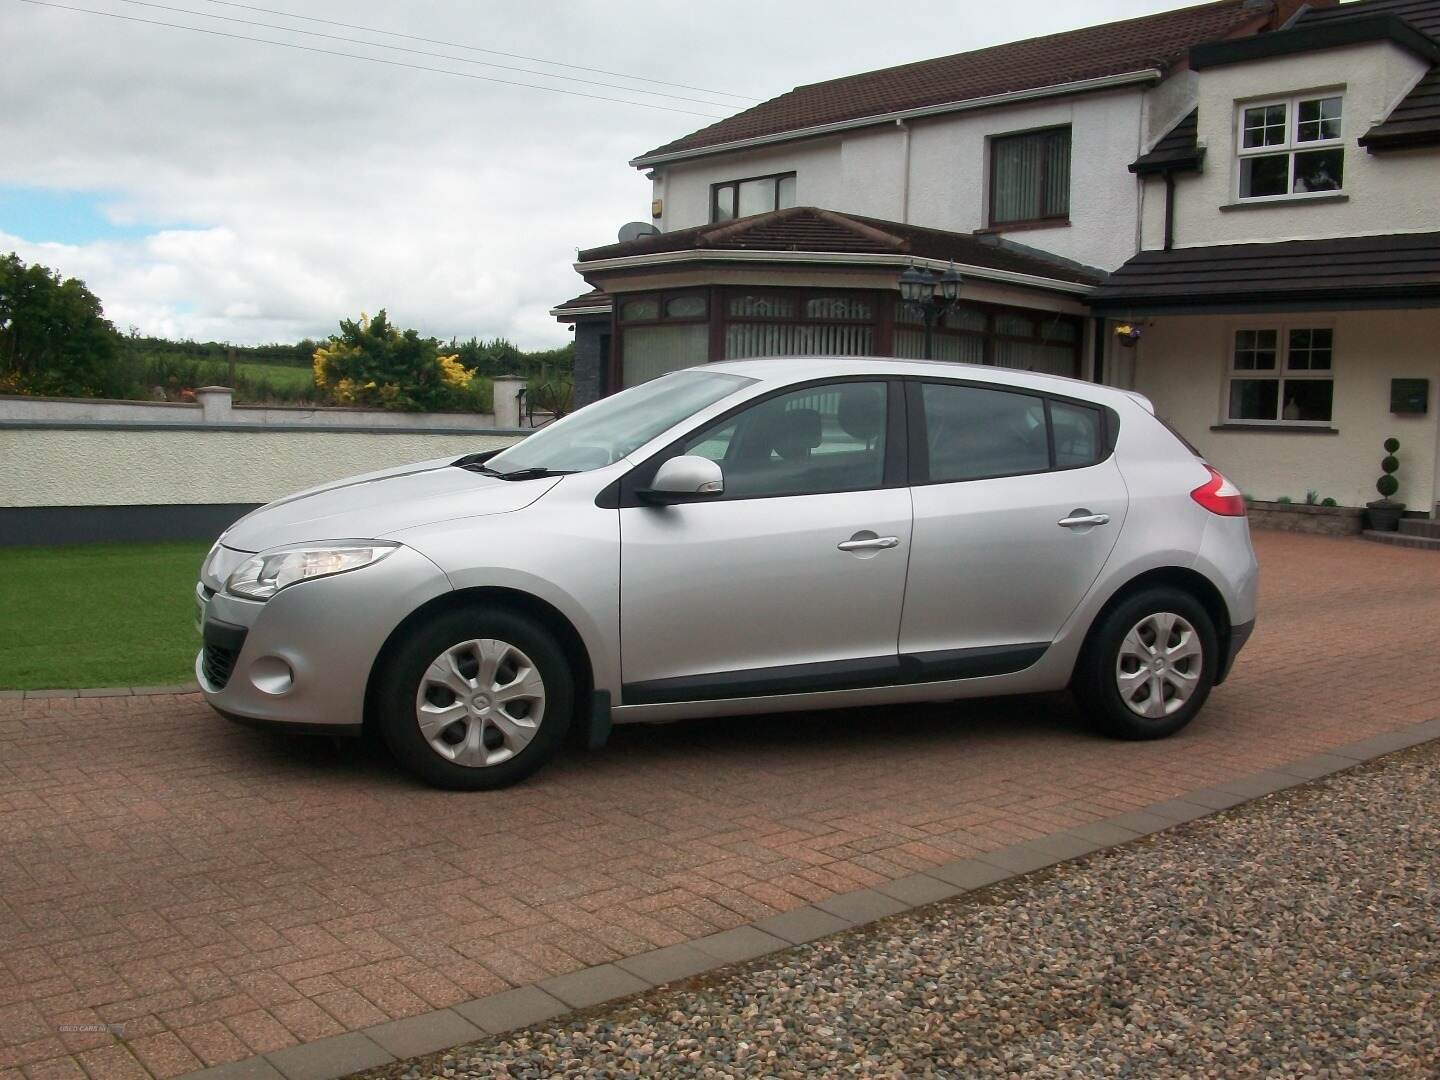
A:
1234;92;1345;202
1223;322;1336;427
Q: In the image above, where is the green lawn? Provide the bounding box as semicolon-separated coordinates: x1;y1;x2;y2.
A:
0;542;210;690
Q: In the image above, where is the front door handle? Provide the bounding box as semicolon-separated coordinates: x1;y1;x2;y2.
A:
1057;511;1111;529
837;535;900;552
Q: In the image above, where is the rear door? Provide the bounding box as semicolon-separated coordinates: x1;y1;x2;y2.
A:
898;379;1128;661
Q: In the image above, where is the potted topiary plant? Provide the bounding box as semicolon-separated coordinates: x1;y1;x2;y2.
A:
1366;437;1405;531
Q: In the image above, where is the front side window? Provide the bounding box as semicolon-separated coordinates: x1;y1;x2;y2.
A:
681;381;888;498
1226;327;1333;424
989;126;1071;226
485;369;752;474
1237;94;1343;199
711;172;797;222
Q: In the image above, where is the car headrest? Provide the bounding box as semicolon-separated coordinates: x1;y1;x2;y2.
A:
771;407;822;460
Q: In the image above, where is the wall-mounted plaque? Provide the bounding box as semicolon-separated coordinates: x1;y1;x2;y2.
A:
1391;378;1429;415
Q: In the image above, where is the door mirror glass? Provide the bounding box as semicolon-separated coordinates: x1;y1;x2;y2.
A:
643;455;725;503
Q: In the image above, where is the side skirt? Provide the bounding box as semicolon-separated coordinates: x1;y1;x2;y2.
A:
621;643;1048;707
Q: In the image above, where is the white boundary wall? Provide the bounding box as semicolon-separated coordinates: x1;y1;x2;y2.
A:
0;388;526;511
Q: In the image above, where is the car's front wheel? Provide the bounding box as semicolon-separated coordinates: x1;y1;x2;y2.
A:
1074;586;1218;740
374;606;573;789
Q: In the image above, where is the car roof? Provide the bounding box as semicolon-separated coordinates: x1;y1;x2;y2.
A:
703;356;1146;411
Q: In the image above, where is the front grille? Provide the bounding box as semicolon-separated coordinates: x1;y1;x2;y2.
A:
201;619;248;691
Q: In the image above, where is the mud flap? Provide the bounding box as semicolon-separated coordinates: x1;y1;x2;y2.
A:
587;689;613;749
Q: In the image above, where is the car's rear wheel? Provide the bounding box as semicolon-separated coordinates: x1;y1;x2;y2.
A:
1074;586;1218;740
375;606;573;789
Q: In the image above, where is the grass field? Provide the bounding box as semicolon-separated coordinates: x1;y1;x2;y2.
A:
188;359;313;395
233;360;313;390
0;542;210;689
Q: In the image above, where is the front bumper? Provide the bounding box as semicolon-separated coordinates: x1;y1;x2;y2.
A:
196;544;451;730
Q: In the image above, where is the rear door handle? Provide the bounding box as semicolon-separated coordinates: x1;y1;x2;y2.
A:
1057;512;1111;529
837;536;900;551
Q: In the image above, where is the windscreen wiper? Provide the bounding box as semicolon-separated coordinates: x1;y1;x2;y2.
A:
491;467;577;480
453;454;575;480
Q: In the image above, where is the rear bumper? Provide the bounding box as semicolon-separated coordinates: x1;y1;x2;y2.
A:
1216;618;1255;685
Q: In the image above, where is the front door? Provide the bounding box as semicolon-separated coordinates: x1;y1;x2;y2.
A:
619;379;912;703
899;379;1128;659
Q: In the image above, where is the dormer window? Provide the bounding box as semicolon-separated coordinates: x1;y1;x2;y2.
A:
711;172;797;223
1237;94;1343;200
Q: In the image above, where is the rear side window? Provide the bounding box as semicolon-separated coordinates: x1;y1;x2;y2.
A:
1050;400;1104;468
921;383;1048;483
916;381;1112;483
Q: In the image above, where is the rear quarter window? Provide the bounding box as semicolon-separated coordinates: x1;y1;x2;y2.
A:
1050;400;1105;468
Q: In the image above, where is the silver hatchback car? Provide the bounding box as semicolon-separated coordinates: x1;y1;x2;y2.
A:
196;358;1258;789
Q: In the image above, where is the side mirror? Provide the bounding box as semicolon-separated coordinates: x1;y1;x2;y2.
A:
638;455;724;504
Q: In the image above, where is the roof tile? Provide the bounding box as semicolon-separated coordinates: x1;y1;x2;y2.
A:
1297;0;1440;148
576;206;1102;286
1090;231;1440;309
1130;109;1203;172
637;1;1262;161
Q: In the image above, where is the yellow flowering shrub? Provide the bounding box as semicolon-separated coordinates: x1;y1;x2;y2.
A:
437;353;472;390
310;310;478;412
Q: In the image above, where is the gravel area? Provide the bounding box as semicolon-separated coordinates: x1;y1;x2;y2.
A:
356;741;1440;1079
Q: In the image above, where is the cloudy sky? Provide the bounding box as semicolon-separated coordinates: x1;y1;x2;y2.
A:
3;0;1198;349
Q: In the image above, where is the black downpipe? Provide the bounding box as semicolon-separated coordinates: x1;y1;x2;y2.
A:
1163;170;1177;251
1091;317;1107;385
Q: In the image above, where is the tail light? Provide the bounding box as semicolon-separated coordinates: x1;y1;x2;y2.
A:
1190;465;1246;517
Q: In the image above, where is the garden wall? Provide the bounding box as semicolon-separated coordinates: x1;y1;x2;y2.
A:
0;388;527;546
1245;500;1365;537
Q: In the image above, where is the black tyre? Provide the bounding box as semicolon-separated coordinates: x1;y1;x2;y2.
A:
1073;586;1218;740
374;606;573;789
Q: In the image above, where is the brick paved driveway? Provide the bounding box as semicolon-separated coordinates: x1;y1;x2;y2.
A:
3;532;1439;1080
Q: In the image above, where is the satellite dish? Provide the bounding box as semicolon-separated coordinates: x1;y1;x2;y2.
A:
618;221;661;243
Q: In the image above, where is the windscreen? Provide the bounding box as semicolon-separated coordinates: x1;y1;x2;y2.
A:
484;370;754;474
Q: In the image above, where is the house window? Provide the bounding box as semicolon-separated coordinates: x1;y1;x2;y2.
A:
1226;327;1333;424
711;172;797;222
894;302;1081;377
1236;95;1343;199
724;290;874;358
989;126;1071;226
617;290;710;388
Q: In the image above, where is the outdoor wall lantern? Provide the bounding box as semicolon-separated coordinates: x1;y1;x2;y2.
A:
898;262;964;359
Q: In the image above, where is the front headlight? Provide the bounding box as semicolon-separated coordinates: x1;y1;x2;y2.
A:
200;541;222;582
225;542;399;601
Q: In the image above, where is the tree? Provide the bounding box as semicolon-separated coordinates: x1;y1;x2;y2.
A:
312;310;475;411
0;252;124;396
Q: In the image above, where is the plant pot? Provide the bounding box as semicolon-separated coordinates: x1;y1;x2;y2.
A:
1365;499;1406;532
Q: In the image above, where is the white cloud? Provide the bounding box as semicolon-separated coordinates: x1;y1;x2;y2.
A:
2;0;1200;347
